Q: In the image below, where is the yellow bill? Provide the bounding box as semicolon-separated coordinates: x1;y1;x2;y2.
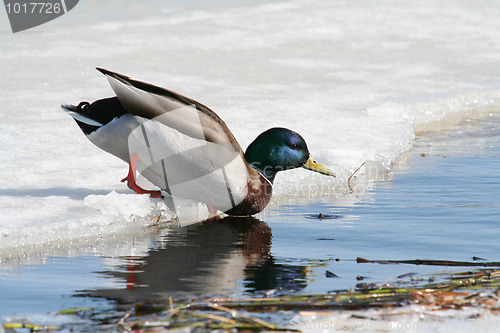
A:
302;155;336;177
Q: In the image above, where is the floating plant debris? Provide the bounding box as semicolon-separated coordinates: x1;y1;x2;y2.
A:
326;270;340;278
5;268;500;332
304;213;342;220
357;257;500;267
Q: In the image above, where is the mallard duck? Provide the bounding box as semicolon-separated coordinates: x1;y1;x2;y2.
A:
62;68;335;216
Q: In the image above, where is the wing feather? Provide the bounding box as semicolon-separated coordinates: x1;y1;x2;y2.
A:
96;68;241;152
96;68;252;213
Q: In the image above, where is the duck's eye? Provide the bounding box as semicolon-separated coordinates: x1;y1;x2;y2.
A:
290;143;298;149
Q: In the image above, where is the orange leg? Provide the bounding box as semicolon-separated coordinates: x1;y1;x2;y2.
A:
121;153;163;198
126;263;136;290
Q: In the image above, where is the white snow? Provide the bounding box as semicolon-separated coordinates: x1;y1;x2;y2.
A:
2;0;500;254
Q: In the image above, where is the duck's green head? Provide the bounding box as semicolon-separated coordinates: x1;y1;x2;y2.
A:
244;127;336;183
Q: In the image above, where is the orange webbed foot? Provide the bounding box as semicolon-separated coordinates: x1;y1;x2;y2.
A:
122;153;163;198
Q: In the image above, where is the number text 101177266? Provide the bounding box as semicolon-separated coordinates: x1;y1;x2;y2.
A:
3;0;79;33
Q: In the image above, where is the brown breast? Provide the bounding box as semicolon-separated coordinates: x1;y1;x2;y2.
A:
224;165;273;216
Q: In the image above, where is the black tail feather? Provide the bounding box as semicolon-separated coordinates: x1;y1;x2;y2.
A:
77;97;127;125
62;97;128;135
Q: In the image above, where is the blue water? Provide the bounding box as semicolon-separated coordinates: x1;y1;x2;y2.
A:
1;112;499;316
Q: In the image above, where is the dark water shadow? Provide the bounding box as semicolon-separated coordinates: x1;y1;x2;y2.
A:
304;213;343;220
83;216;307;303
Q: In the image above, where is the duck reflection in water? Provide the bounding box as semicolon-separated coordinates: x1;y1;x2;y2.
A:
90;217;307;303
